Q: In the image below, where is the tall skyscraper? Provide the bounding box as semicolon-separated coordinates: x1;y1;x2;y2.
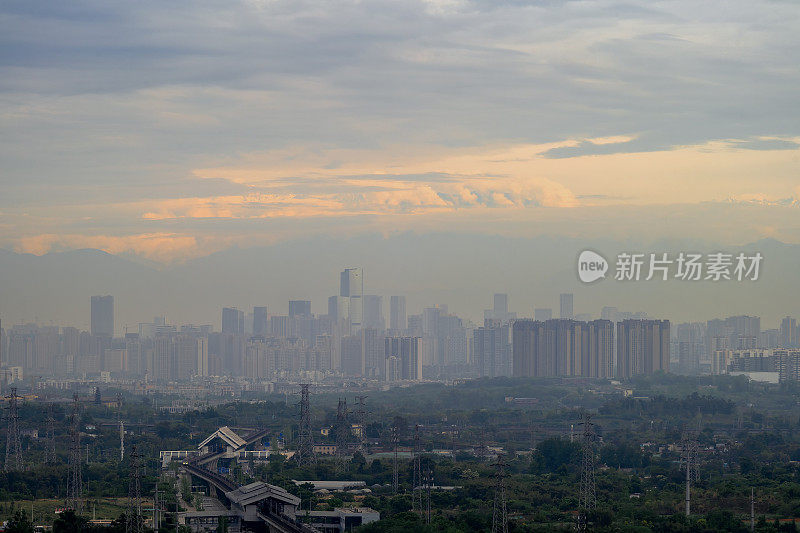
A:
484;294;516;322
362;328;384;378
601;307;619;322
328;296;348;323
340;335;363;375
389;296;407;332
780;317;799;348
384;336;422;381
289;300;312;318
90;295;114;337
616;319;670;378
253;307;268;336
727;315;760;349
494;293;508;316
363;295;384;330
340;267;363;334
222;307;244;334
559;293;574;320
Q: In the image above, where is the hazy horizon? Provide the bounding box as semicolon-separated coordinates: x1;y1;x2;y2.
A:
0;232;797;332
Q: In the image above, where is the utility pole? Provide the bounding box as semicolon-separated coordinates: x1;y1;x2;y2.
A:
66;394;83;513
4;387;23;471
491;455;509;533
750;487;755;532
578;413;596;531
295;384;315;467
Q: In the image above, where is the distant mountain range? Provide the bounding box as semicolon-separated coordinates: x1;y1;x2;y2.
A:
0;234;798;332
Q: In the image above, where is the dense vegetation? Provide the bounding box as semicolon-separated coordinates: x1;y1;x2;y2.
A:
4;374;800;531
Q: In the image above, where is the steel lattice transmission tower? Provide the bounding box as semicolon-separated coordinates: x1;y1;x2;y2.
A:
412;425;423;512
354;396;368;452
682;430;700;516
391;425;399;494
295;384;315;467
423;466;432;525
4;387;23;472
126;445;143;533
45;403;57;465
334;398;349;472
476;429;488;461
491;455;509;533
578;413;596;531
117;392;125;462
66;394;83;513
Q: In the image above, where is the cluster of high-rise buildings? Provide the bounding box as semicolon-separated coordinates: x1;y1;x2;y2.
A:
672;315;800;379
512;319;669;379
2;269;799;386
0;270;422;384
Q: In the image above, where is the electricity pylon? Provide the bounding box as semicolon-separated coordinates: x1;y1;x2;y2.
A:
491;455;509;533
4;387;23;471
577;413;596;531
295;384;315;466
66;394;83;513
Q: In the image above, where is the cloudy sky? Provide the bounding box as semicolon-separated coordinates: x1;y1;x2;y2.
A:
1;0;799;263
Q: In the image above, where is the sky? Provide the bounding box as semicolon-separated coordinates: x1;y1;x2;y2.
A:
1;0;799;264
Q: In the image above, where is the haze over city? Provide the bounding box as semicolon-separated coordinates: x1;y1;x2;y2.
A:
2;1;800;532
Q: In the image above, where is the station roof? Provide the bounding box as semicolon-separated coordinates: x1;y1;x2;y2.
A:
198;426;247;450
226;482;300;507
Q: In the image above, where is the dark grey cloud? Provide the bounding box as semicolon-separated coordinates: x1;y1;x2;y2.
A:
1;0;798;246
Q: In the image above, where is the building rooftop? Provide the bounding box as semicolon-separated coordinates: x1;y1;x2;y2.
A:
198;426;247;450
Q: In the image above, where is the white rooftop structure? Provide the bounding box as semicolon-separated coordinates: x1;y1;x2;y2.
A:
198;426;248;450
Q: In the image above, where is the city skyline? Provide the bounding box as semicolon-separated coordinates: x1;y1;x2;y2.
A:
1;234;799;331
4;287;799;385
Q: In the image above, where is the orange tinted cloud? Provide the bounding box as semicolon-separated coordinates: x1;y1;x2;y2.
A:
14;233;216;263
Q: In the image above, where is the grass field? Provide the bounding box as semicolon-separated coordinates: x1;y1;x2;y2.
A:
0;498;154;527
